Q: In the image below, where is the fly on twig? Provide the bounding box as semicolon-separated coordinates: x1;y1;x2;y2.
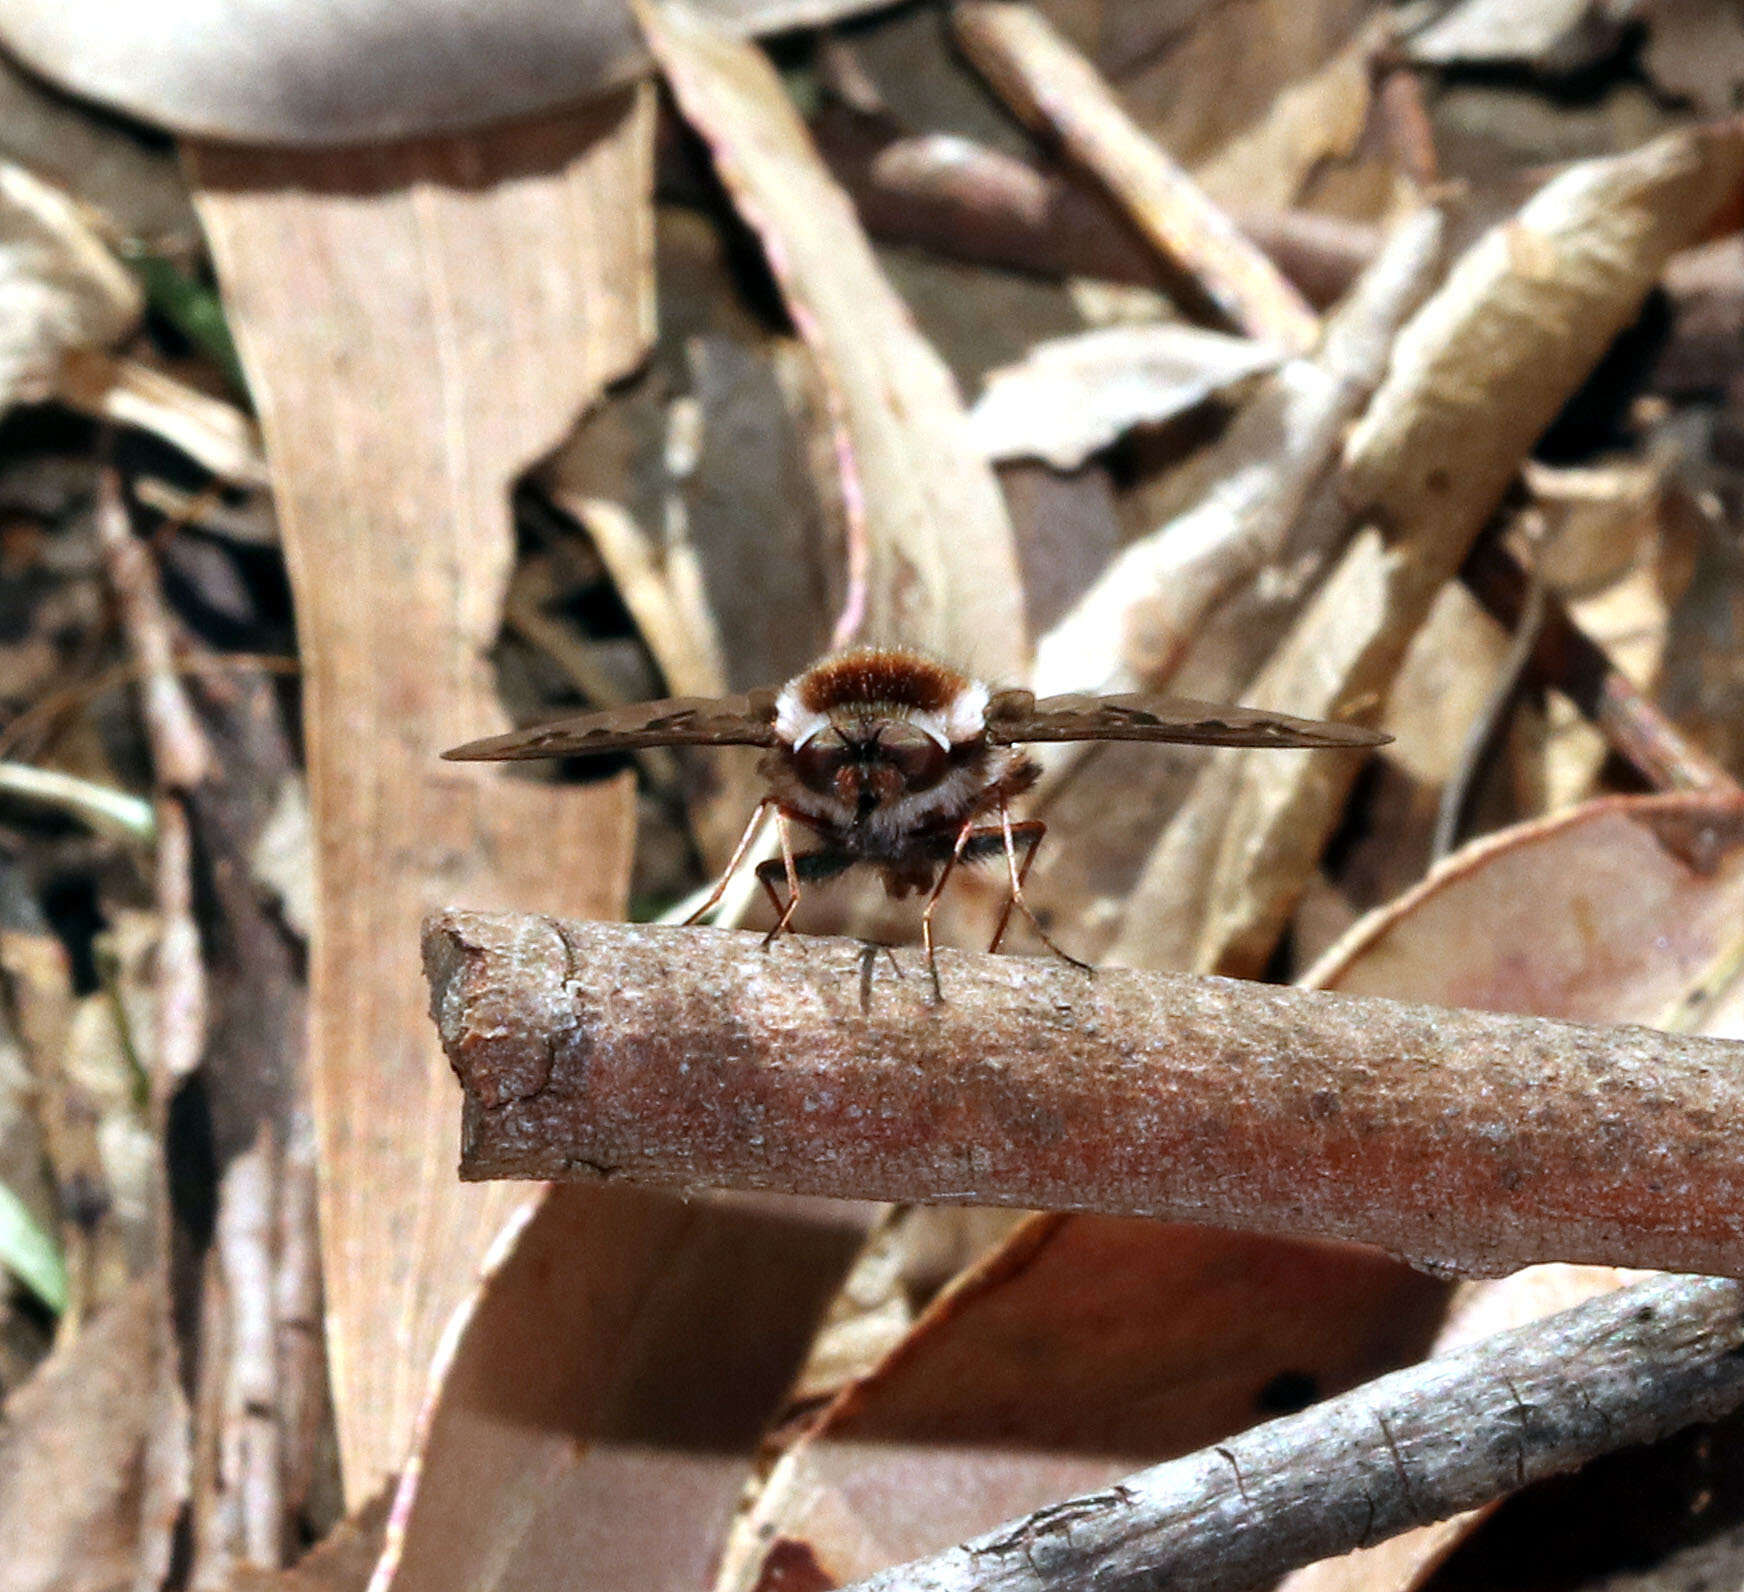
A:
444;647;1389;990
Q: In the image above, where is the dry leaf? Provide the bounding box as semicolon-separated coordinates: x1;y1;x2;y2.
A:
1109;118;1744;978
721;1219;1444;1592
1194;29;1376;213
378;1186;869;1592
638;0;1028;674
0;1279;168;1592
1408;0;1631;71
188;94;652;1501
968;323;1282;470
0;157;139;412
1086;0;1371;172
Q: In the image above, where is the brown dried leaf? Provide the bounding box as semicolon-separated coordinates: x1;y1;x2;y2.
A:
638;0;1027;673
1109;119;1744;978
1277;790;1744;1592
720;1219;1444;1592
0;1279;171;1592
378;1186;870;1592
968;323;1282;470
1085;0;1371;172
187;95;651;1501
1309;793;1744;1030
1194;29;1376;213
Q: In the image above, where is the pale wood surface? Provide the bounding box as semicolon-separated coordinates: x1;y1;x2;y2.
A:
188;95;651;1499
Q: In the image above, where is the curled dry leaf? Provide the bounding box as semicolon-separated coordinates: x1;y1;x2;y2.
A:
1278;789;1744;1592
58;349;269;487
375;1186;869;1592
1193;28;1376;214
1406;0;1627;71
1109;118;1744;979
0;164;260;478
0;0;900;146
637;0;1026;673
968;323;1283;470
188;91;651;1500
720;1220;1443;1592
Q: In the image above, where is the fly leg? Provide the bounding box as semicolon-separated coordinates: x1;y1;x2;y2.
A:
989;807;1091;971
919;818;980;1001
753;824;855;950
682;798;773;925
755;808;803;947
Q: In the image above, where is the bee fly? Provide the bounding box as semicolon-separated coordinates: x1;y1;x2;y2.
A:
443;646;1389;986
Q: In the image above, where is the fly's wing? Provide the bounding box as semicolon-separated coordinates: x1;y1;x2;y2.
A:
983;689;1391;750
442;690;780;761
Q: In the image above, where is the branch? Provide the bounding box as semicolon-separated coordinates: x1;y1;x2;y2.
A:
426;912;1744;1278
1461;534;1740;796
841;1273;1744;1592
950;0;1320;351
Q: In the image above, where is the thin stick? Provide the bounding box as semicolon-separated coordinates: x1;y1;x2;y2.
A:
427;912;1744;1279
839;1273;1744;1592
93;465;212;792
1432;566;1547;860
951;0;1320;350
1461;536;1740;796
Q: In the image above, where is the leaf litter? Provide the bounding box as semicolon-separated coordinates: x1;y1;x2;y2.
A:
3;4;1744;1592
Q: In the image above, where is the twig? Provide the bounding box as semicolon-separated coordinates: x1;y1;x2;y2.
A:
93;459;202;1578
0;759;155;843
1432;562;1547;861
839;1273;1744;1592
0;652;298;764
1461;536;1740;796
951;0;1321;350
427;912;1744;1279
92;465;211;792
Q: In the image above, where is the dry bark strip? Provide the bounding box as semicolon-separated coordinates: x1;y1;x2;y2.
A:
838;1273;1744;1592
427;912;1744;1279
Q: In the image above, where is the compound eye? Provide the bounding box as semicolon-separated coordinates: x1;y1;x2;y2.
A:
878;723;948;788
793;729;849;791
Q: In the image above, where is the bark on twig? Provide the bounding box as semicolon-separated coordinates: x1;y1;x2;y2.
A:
427;912;1744;1279
840;1273;1744;1592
